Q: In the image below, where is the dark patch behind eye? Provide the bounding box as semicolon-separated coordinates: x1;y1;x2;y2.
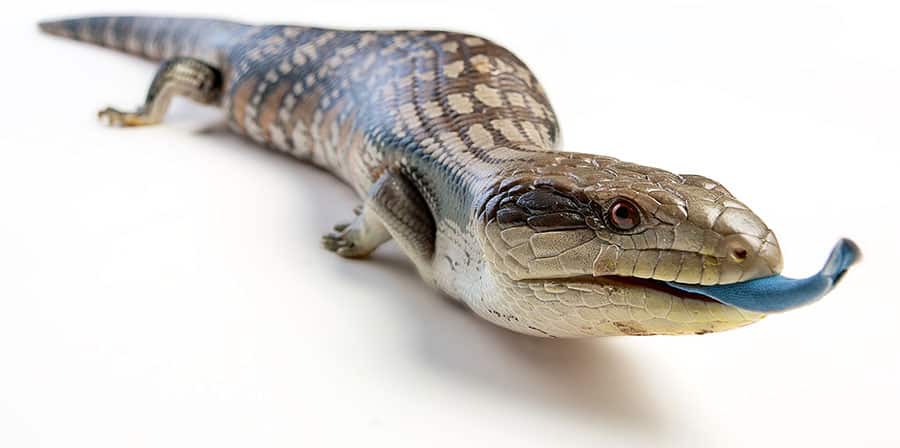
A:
497;206;528;228
527;212;586;231
516;189;579;212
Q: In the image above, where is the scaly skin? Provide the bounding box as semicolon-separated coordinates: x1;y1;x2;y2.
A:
41;16;783;337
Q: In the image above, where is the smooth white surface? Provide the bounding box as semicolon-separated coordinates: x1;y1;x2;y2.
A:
1;1;898;447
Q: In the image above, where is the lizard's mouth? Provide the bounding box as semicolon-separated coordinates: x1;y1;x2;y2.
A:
555;275;722;304
565;239;860;313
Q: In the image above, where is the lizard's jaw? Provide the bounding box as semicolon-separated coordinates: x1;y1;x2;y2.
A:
483;238;859;337
483;271;765;337
476;227;773;336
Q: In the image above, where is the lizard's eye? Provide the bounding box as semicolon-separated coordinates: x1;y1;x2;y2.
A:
607;198;641;232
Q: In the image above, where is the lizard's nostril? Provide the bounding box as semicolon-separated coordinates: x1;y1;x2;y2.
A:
719;232;783;283
731;247;748;263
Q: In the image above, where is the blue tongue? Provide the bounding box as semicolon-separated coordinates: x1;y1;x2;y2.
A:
664;239;861;313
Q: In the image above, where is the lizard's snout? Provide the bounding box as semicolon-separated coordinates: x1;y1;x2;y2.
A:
681;198;784;285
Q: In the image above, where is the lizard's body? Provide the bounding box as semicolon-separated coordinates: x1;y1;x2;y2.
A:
41;16;795;337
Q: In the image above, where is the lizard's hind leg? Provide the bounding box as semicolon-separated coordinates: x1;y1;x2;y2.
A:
99;57;222;127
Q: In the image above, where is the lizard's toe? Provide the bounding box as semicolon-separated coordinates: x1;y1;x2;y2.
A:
322;227;373;258
322;232;350;251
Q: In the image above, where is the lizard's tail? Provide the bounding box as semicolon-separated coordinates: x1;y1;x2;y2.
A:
38;16;251;65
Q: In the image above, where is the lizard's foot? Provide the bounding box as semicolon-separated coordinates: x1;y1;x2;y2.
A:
322;205;391;259
322;222;371;258
98;107;154;127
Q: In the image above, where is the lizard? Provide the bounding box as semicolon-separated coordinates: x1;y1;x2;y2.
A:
39;16;860;337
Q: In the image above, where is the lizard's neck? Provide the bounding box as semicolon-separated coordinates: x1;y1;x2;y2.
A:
408;142;559;229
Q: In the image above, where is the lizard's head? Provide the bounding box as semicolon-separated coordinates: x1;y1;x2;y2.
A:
475;153;783;337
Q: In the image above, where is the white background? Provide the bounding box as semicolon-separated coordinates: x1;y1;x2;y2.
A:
1;1;898;447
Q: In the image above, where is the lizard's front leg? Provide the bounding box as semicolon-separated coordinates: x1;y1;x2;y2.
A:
98;57;222;127
323;171;436;283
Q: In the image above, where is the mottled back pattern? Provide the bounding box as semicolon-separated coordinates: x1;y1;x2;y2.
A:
223;26;560;222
